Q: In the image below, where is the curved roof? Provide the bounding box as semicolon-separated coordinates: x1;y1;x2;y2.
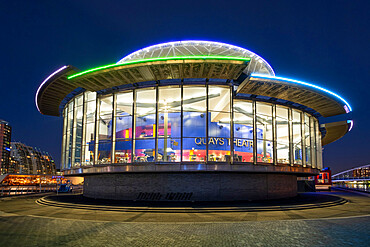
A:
36;58;249;116
321;120;352;146
35;65;79;116
117;41;275;76
36;41;352;149
237;74;352;117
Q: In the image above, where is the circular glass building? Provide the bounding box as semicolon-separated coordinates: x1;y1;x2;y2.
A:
36;41;352;201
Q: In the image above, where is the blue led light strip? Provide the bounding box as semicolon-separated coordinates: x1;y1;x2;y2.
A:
251;73;352;113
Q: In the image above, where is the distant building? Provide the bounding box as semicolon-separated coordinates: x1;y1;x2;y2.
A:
332;164;370;192
10;142;56;175
0;120;11;175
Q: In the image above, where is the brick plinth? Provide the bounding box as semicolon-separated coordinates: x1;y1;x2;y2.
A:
83;172;297;201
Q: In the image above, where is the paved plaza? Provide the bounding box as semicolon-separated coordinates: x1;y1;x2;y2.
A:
0;190;369;246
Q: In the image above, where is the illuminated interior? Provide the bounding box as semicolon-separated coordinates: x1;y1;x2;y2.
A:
61;84;322;169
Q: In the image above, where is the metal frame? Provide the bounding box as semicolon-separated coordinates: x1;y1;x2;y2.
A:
252;101;257;165
288;108;293;166
61;84;322;173
131;89;136;163
206;81;209;162
111;93;117;163
300;111;306;167
80;92;86;166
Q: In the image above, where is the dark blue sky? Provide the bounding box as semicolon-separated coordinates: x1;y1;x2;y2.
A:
1;1;368;173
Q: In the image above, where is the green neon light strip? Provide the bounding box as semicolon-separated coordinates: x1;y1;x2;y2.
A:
67;56;251;79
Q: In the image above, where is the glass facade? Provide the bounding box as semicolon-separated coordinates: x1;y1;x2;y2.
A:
61;85;323;170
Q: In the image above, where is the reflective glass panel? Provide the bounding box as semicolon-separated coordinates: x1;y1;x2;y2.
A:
208;138;231;162
183;137;206;162
292;110;302;165
116;91;133;116
183;86;206;139
98;114;112;141
276;106;289;164
233;138;253;162
74;104;83;166
157;138;181;162
256;102;273;163
135;89;156;139
311;118;317;168
82;145;94;166
233;101;253;138
85;91;97;102
134;139;155;162
97;140;111;164
304;114;311;166
115;116;132;140
208;86;230;112
114;140;132;163
183;86;206;112
316;121;323;169
86;101;96;123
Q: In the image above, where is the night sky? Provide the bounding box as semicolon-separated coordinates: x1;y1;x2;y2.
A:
1;1;368;174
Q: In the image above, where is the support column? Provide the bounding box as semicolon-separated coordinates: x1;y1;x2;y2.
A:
288;108;293;166
94;95;100;165
252;100;257;165
301;112;306;167
111;93;117;163
131;89;136;163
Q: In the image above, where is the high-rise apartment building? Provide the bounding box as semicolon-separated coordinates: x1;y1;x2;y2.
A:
10;142;56;175
0;120;11;175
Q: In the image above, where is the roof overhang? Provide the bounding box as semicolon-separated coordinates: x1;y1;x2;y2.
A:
237;74;352;117
35;65;80;116
321;120;352;146
36;57;250;116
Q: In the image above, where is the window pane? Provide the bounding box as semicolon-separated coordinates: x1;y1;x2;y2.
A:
158;87;181;113
74;105;83;166
86;101;96;123
276;106;289;164
233;138;254;162
85;122;95;145
208;138;231;162
115;116;132;140
82;145;94;166
76;94;83;106
256;102;273;163
98;114;112;141
114;140;132;163
134;139;155;162
135;89;156;138
292;110;302;165
183;112;206;137
183;86;206;112
116;91;133;116
304;114;311;166
97;141;111;164
99;96;113;115
316;120;323;169
311;118;317;168
85;91;96;102
183;137;206;162
158;112;181;138
157;138;181;162
65;103;74;169
208;86;230;112
233;101;253;139
209;111;230;138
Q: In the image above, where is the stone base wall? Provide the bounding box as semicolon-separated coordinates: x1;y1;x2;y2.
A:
83;172;297;201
